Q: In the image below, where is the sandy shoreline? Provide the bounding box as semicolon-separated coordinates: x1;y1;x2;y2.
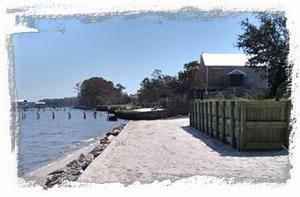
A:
79;117;291;184
23;138;102;185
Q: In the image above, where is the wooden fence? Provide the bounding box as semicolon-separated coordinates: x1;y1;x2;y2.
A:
190;99;291;151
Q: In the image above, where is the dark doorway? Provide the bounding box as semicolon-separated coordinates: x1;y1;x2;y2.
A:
229;74;244;86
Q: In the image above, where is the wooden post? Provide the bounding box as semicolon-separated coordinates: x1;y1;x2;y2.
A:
230;101;237;148
200;100;204;132
240;101;246;151
198;101;200;130
204;101;207;134
192;101;194;127
197;100;201;131
234;101;241;150
215;101;219;138
189;102;192;126
193;100;197;128
199;100;203;132
52;112;55;119
83;112;86;119
206;101;209;135
221;101;226;143
190;102;193;127
209;101;213;137
68;112;71;119
22;111;26;120
285;100;291;148
195;101;198;129
37;112;40;120
192;101;195;127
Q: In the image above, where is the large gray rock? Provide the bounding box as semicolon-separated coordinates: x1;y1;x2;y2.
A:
100;136;110;144
89;146;104;158
77;153;92;170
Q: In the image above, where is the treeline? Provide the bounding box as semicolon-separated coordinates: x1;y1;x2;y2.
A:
39;97;78;108
138;61;205;105
77;77;130;109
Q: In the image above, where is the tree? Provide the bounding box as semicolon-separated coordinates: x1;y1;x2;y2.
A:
151;69;163;80
237;14;291;99
178;61;205;99
138;63;206;105
78;77;129;108
74;82;81;96
115;83;126;92
138;70;178;105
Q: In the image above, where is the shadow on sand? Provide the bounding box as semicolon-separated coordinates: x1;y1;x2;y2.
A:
181;126;288;157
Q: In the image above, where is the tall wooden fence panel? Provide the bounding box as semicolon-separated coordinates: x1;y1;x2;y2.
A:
237;101;290;151
218;101;226;143
212;101;219;138
190;99;291;151
200;102;205;132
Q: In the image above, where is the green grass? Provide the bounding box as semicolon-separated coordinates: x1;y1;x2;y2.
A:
106;103;140;111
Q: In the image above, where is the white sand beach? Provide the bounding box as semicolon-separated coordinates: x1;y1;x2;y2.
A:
78;117;291;184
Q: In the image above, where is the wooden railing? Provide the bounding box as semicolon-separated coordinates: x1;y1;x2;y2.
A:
190;99;291;151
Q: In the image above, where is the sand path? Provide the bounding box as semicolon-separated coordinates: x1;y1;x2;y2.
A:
78;117;291;184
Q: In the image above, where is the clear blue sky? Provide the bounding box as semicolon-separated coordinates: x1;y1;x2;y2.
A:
13;13;258;101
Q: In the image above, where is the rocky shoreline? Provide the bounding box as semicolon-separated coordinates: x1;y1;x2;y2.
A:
43;123;126;189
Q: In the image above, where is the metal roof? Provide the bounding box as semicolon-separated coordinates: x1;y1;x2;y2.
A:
201;53;248;67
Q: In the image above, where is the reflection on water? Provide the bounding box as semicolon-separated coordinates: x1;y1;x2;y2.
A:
17;108;127;175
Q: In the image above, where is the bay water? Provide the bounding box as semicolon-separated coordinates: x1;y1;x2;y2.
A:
17;108;127;175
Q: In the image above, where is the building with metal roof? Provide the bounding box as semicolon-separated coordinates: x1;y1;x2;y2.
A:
199;53;268;96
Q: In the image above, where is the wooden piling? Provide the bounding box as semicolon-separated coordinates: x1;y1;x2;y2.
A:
37;112;40;119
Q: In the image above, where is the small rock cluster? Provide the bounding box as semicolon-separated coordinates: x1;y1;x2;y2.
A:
44;123;126;188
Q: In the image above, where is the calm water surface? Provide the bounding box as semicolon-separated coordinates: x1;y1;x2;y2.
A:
18;108;128;175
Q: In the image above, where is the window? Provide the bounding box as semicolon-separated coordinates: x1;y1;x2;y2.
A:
211;68;224;86
229;74;244;86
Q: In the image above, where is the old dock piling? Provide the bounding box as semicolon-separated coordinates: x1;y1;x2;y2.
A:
68;112;71;119
22;111;26;120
